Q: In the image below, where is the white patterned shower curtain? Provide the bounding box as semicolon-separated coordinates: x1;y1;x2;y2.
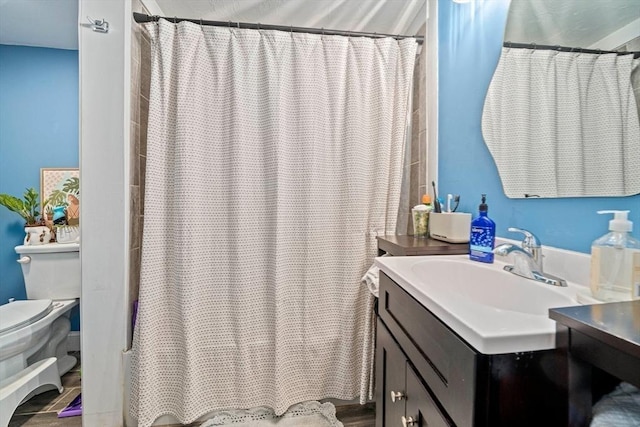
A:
482;48;640;197
131;20;417;427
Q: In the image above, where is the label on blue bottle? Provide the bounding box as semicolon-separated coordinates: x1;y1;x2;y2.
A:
470;226;495;263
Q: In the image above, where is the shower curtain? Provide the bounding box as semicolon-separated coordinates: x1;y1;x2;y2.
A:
482;48;640;197
131;19;417;427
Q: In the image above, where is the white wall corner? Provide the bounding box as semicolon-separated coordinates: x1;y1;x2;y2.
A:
589;17;640;50
79;0;132;425
426;0;438;188
140;0;164;16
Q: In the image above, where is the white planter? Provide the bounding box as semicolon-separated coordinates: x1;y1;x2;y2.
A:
24;226;52;246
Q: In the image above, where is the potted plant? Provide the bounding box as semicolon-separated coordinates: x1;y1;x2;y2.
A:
0;188;51;245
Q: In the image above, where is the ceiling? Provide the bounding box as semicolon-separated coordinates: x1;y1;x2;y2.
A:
152;0;426;37
3;0;636;53
0;0;78;50
0;0;426;51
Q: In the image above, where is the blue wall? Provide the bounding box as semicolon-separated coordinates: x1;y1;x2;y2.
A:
438;0;640;254
0;45;79;329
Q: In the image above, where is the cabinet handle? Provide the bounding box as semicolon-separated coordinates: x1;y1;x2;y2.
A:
401;415;416;427
390;390;405;402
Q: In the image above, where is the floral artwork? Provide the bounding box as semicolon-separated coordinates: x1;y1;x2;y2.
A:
40;168;80;226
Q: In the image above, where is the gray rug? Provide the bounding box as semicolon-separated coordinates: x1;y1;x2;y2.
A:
201;401;343;427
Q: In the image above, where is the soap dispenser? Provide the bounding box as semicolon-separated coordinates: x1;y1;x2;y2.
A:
469;194;496;263
590;210;640;301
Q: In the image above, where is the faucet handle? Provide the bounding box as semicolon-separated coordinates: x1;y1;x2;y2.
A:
508;227;541;248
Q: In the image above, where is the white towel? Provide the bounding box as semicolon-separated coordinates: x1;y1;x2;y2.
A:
362;255;387;298
591;382;640;427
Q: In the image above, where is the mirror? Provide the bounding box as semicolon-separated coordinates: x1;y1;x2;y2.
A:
481;0;640;198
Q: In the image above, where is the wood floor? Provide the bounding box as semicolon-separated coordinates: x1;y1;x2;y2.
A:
8;352;82;427
8;352;376;426
336;403;376;426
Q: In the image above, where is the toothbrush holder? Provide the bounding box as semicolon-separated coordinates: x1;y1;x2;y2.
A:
429;212;472;243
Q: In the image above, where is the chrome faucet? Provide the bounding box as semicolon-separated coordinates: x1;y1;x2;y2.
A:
493;227;567;287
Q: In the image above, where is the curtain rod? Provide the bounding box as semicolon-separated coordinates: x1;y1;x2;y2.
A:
133;12;424;44
503;42;640;59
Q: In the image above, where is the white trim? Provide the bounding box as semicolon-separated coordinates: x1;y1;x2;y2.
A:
79;0;131;425
139;0;164;16
589;17;640;50
426;0;438;188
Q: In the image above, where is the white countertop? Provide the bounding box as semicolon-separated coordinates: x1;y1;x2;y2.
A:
375;254;589;354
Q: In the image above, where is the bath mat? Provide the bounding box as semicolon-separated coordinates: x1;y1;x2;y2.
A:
201;401;343;427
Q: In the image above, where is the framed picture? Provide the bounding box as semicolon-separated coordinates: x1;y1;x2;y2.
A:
40;168;80;226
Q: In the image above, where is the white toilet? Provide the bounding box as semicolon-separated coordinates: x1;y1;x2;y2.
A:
0;242;80;427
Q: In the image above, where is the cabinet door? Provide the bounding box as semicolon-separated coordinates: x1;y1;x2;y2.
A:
376;318;407;427
405;364;451;427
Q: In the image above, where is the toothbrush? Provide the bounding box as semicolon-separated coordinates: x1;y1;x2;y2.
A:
446;194;453;213
452;195;460;212
432;181;442;213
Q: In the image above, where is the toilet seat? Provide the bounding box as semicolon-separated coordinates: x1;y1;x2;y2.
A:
0;300;53;336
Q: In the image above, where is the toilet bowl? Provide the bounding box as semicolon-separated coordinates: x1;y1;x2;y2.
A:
0;299;78;380
0;242;80;426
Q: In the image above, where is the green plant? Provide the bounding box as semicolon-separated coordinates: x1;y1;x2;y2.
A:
62;177;79;195
44;189;69;211
0;188;41;225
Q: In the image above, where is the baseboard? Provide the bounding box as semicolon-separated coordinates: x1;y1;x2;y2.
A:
67;331;81;352
123;350;137;427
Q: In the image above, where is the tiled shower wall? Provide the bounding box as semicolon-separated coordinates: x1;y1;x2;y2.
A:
406;24;428;235
129;0;150;345
127;22;429;316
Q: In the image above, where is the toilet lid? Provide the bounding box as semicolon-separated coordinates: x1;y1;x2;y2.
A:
0;299;53;335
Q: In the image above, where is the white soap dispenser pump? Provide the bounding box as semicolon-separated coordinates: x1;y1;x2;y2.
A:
589;210;640;301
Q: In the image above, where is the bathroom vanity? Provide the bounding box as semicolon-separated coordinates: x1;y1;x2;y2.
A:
374;259;572;427
375;239;592;427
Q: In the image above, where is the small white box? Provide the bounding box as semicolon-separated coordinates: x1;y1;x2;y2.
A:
429;212;472;243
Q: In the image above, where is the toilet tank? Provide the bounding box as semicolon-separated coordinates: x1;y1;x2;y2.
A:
15;243;80;300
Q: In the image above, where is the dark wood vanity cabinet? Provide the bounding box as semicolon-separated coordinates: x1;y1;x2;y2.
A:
376;318;408;427
376;317;450;427
375;271;567;427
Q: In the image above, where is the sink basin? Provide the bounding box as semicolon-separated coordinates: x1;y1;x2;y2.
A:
410;258;576;316
375;255;583;354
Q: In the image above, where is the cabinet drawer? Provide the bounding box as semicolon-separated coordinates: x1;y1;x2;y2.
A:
406;363;451;427
379;272;477;427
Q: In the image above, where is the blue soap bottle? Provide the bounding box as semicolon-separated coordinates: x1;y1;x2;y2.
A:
469;194;496;263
